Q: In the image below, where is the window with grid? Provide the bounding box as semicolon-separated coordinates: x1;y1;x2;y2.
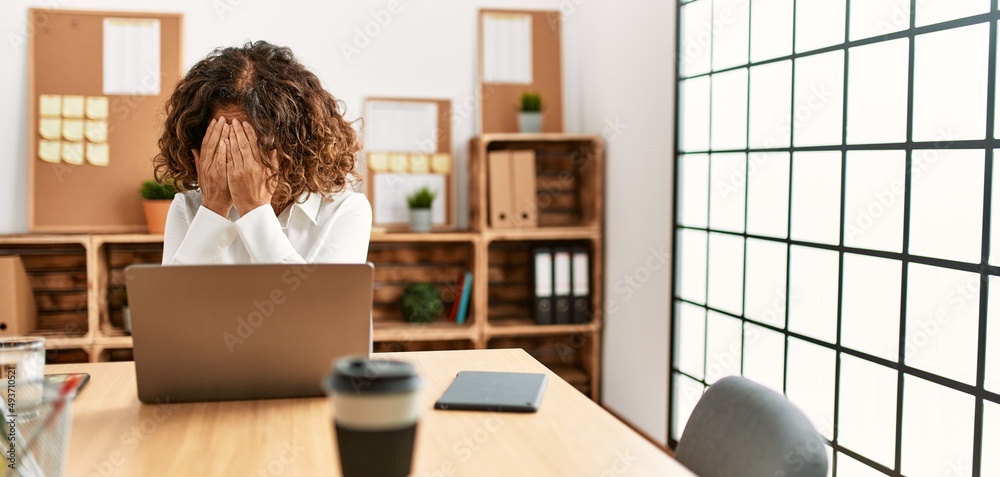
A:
670;1;1000;476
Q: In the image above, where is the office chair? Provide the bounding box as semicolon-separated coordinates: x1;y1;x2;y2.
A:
674;376;828;477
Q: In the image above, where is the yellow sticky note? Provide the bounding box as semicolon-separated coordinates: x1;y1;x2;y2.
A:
62;95;85;118
431;153;451;173
39;95;62;117
39;118;61;140
409;153;430;173
368;152;389;172
61;142;84;165
389;154;409;172
85;97;109;120
85;121;108;143
38;140;61;163
62;119;84;142
86;143;110;166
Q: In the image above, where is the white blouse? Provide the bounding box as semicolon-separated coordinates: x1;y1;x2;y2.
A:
162;189;372;265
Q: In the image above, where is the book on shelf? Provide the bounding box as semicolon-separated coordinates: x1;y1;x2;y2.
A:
455;271;473;324
448;272;466;322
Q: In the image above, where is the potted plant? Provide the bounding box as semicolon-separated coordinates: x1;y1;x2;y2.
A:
400;282;444;323
406;186;436;233
140;179;177;234
519;92;542;133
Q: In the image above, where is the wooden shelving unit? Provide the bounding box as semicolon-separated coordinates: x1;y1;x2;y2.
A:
0;134;605;398
470;134;605;398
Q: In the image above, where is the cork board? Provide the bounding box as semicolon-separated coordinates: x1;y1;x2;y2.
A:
363;97;455;230
28;9;183;232
477;9;563;134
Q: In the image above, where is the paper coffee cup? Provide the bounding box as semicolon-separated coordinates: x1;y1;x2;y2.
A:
324;356;422;477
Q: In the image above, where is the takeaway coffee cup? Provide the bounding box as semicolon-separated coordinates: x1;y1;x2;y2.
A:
324;356;422;477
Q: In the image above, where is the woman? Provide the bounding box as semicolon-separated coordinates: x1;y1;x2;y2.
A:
154;41;371;265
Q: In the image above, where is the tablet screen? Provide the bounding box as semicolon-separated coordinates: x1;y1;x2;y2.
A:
434;371;548;413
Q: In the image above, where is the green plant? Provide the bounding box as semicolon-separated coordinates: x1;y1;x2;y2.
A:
400;282;444;323
520;92;542;112
406;187;437;209
139;179;177;201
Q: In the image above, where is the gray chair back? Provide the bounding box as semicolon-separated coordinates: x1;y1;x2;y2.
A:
674;376;828;477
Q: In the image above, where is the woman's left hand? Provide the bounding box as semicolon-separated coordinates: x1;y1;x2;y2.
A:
226;120;276;214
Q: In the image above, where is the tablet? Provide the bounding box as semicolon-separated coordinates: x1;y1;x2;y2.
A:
434;371;548;413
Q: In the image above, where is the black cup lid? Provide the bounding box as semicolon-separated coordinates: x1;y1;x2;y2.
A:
324;356;421;395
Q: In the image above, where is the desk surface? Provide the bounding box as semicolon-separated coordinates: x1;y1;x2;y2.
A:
48;349;693;476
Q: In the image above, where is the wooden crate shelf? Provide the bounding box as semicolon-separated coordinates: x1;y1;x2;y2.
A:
371;232;478;243
471;134;604;400
369;240;476;328
0;237;91;339
373;321;477;343
374;339;476;353
98;240;162;335
2;135;606;398
486;240;602;329
485;321;599;338
97;347;134;362
45;347;90;364
488;333;599;398
483;226;601;243
470;135;603;232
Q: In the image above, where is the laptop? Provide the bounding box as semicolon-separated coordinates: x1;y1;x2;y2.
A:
125;263;373;404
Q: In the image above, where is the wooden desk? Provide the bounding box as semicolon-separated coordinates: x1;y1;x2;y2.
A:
48;349;693;476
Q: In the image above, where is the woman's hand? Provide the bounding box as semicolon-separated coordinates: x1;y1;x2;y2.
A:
227;120;276;214
192;117;232;217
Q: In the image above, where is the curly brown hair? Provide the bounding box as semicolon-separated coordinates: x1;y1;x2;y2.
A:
154;41;361;205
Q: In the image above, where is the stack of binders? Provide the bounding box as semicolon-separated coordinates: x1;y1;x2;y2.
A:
533;247;590;325
488;149;537;229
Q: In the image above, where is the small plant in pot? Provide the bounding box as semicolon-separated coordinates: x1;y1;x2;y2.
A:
519;92;542;133
140;179;177;234
406;186;437;233
400;282;444;323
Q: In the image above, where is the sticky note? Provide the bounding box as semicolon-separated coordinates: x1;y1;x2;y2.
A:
38;140;61;163
61;142;84;165
62;119;84;142
62;96;85;118
431;153;451;173
39;95;62;117
39;118;61;140
85;96;109;120
86;143;110;166
409;154;430;173
85;121;108;143
389;154;409;172
367;152;389;172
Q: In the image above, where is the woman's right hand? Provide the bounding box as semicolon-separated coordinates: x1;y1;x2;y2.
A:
192;117;232;217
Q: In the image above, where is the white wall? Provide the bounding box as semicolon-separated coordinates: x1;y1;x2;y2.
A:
563;2;675;444
0;0;675;444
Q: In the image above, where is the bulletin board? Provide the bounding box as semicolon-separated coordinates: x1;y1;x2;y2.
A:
27;9;183;232
363;97;455;231
477;9;563;134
